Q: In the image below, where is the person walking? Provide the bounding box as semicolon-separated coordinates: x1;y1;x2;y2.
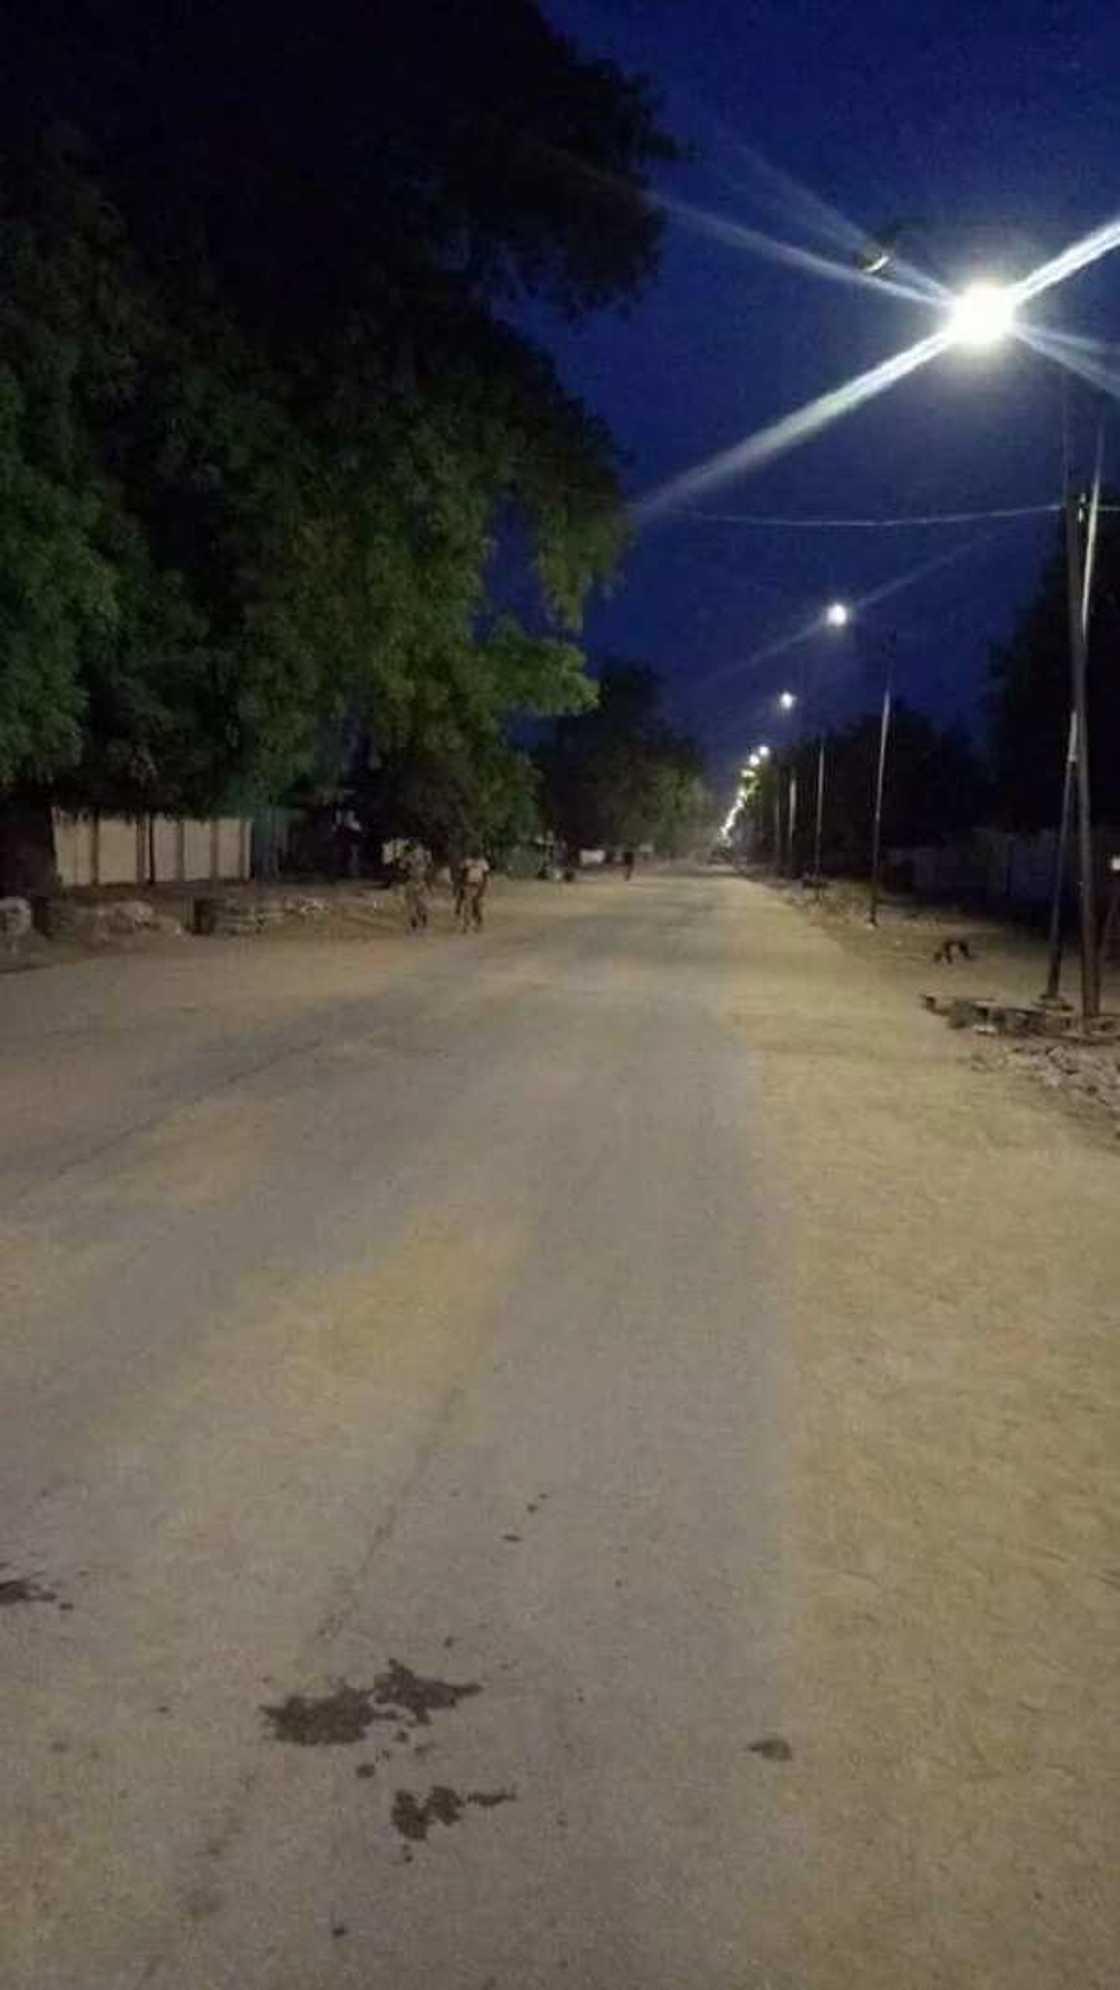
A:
401;842;430;931
458;850;490;931
622;846;635;881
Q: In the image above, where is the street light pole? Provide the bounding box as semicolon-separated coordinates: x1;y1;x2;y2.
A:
1064;486;1100;1018
868;652;894;927
813;736;826;879
1041;710;1077;1005
787;767;798;876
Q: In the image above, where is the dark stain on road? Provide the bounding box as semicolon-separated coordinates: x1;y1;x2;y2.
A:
373;1659;481;1727
391;1786;516;1843
263;1660;480;1745
262;1683;391;1746
749;1736;793;1762
0;1574;57;1607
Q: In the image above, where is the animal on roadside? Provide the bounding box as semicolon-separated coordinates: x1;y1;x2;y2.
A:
931;936;975;965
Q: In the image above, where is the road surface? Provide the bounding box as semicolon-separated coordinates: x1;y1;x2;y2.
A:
2;871;1117;1988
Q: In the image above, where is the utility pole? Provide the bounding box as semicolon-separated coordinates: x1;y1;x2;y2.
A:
1040;711;1076;1005
772;779;782;874
868;653;894;927
787;768;798;877
813;738;826;879
1065;487;1100;1018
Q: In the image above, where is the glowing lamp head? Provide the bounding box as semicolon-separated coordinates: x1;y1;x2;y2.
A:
948;281;1015;349
757;744;771;760
825;601;850;629
778;690;796;711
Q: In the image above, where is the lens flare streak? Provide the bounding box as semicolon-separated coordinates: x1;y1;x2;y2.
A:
661;195;935;307
635;329;952;521
1014;216;1120;303
1015;323;1120;403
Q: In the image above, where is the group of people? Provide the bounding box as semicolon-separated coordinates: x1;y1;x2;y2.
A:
400;845;490;933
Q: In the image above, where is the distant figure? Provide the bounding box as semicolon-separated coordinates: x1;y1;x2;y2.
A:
458;851;490;931
622;847;635;881
401;843;429;931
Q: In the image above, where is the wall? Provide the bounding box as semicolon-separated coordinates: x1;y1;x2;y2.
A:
52;813;252;889
890;825;1120;909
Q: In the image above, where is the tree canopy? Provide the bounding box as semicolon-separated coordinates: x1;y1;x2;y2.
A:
0;3;683;883
537;664;713;855
987;507;1120;830
750;703;989;872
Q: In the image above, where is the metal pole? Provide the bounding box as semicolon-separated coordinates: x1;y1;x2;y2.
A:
1041;710;1076;1004
772;780;781;873
787;769;798;878
868;666;893;927
1065;488;1100;1018
813;738;826;878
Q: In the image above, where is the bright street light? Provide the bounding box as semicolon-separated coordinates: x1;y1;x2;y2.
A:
824;600;850;628
747;753;760;768
947;280;1016;348
756;743;771;759
778;690;797;711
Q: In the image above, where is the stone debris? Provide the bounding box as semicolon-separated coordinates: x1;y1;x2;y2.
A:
0;896;33;944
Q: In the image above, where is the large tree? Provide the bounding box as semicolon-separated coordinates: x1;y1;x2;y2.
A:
538;664;712;855
1;4;681;885
987;509;1120;831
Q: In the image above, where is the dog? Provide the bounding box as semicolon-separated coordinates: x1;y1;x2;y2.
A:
931;936;975;964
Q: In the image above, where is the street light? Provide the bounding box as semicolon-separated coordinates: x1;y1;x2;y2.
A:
778;690;797;711
946;280;1016;349
824;600;850;629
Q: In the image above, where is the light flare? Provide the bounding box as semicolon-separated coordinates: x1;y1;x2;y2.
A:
635;328;952;521
1015;323;1120;403
662;194;936;307
1013;215;1120;303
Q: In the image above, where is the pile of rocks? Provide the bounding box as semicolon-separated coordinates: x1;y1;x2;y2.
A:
0;897;33;946
193;895;286;936
982;1037;1120;1135
37;897;186;941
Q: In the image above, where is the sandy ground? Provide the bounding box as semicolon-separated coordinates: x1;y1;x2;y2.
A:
1;869;1117;1989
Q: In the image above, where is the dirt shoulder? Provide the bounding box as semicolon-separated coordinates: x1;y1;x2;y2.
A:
725;878;1119;1989
764;873;1120;1143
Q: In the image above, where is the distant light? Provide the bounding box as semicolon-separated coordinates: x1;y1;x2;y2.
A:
947;281;1015;348
825;601;850;629
778;690;796;711
748;753;760;768
757;744;771;759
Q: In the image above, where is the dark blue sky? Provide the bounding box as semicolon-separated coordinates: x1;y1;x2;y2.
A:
531;0;1120;790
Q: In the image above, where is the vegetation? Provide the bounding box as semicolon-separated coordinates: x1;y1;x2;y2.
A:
987;506;1120;830
537;664;712;856
0;1;682;886
749;703;989;871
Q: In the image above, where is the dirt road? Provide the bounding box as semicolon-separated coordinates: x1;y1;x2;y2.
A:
1;871;1116;1988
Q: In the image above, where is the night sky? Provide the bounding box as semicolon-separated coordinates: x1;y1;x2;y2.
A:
531;0;1120;794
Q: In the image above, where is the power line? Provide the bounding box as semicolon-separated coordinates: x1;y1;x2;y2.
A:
666;503;1060;529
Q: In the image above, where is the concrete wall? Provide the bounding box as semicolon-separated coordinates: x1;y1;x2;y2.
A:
52;813;252;889
890;825;1120;908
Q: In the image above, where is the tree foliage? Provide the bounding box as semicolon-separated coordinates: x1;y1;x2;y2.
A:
987;509;1120;830
1;4;682;877
538;664;712;854
751;703;988;871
